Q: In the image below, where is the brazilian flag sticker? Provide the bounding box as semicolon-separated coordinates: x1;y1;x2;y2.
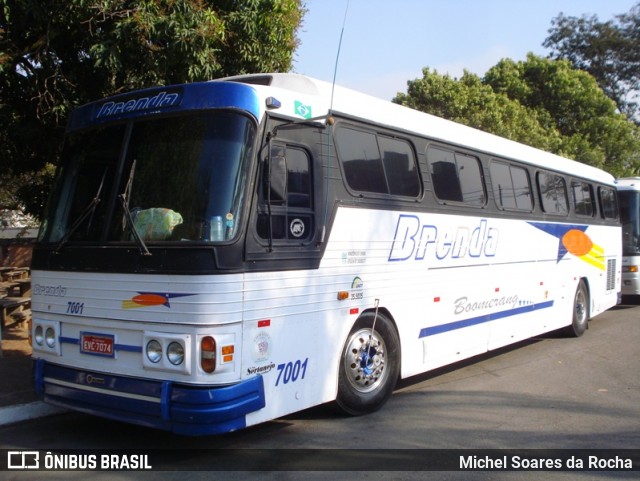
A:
294;101;312;119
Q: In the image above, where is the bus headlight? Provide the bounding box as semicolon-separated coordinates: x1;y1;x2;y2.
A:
146;340;163;363
31;320;61;355
167;341;185;365
142;332;191;374
45;327;56;348
34;325;44;346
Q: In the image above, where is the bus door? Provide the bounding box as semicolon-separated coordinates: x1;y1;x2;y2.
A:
245;119;326;262
241;120;331;416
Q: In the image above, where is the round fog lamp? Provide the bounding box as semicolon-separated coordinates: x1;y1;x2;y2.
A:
146;340;162;363
167;342;185;365
45;327;56;348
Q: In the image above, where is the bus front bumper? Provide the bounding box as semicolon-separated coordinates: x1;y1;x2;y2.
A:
33;359;265;436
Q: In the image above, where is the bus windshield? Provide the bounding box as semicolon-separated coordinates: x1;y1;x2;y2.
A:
40;111;256;245
619;190;640;256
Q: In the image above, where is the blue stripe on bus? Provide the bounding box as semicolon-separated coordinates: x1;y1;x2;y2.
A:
59;336;79;345
418;300;555;338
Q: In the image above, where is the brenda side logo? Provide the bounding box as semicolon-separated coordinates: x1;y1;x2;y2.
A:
389;215;499;262
122;292;194;309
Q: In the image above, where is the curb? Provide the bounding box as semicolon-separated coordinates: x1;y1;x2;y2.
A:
0;402;68;427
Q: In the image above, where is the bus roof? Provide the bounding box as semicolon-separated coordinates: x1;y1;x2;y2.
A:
67;72;615;186
616;177;640;190
222;73;616;185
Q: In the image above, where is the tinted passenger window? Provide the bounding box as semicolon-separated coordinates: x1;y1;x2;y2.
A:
490;161;533;210
335;126;420;197
599;187;618;219
537;172;568;215
336;128;386;194
379;136;421;196
571;181;594;217
428;146;485;206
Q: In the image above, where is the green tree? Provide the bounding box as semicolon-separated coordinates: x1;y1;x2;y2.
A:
394;54;640;177
485;54;640;175
394;67;562;154
544;3;640;122
0;0;304;217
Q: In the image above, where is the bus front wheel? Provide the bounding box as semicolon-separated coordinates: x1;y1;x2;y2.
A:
564;280;589;337
335;312;400;416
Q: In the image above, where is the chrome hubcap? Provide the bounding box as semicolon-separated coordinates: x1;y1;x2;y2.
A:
575;289;587;324
344;328;388;393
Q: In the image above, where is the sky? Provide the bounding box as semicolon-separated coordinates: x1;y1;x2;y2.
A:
294;0;638;100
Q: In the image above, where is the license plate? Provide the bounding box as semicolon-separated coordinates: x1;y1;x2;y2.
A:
80;332;115;358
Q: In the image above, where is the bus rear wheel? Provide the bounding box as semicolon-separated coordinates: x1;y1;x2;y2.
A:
564;280;589;337
335;312;400;416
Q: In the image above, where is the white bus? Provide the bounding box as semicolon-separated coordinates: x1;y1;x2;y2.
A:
31;73;621;435
617;177;640;296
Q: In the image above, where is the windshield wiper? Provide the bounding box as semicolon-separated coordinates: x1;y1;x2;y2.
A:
54;171;107;253
118;158;150;256
54;197;101;253
118;193;151;256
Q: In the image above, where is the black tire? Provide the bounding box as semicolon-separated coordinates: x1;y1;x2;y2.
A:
564;280;589;337
335;311;400;415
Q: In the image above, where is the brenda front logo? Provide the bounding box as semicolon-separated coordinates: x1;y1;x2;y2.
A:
33;284;67;297
96;90;181;119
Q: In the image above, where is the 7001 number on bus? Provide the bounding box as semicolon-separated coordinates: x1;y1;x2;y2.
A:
275;358;309;386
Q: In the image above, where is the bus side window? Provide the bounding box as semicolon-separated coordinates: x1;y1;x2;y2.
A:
429;147;461;201
599;187;618;220
379;136;421;197
427;145;485;206
336;127;387;194
335;125;421;198
571;181;595;217
490;160;533;211
537;171;569;215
